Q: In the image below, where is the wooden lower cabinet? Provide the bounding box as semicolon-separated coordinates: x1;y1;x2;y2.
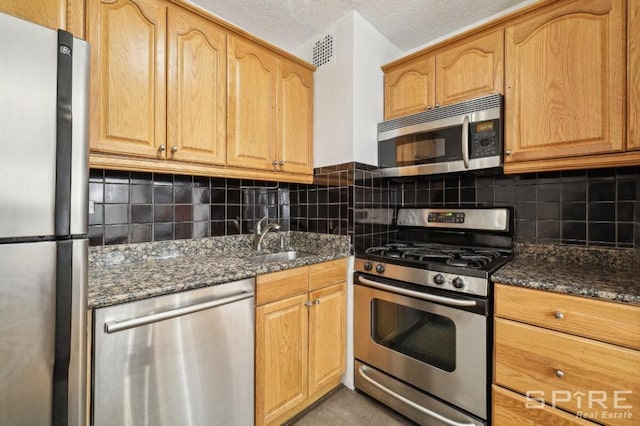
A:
308;283;346;395
255;260;347;426
493;385;597;425
256;293;309;425
494;284;640;426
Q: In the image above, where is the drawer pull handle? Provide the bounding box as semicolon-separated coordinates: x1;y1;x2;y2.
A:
555;369;565;379
554;311;564;319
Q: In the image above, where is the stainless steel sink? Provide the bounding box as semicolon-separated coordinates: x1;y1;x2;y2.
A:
245;250;313;263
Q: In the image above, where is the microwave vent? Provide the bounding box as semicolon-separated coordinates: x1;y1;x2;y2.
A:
378;94;502;134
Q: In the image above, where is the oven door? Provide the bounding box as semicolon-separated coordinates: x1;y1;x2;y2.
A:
354;273;487;420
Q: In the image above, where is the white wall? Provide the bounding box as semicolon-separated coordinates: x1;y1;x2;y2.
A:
294;13;400;391
352;12;401;166
293;12;401;168
293;15;354;168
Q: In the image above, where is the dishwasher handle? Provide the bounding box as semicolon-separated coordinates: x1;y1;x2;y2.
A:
104;291;255;334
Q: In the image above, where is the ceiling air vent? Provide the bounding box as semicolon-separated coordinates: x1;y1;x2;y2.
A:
312;34;334;68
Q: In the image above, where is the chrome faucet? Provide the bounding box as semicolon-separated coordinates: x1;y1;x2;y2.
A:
253;216;280;251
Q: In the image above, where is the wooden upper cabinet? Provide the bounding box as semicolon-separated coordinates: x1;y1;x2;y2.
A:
0;0;83;35
276;60;313;175
87;0;166;158
227;35;276;171
504;0;625;164
167;8;226;165
435;29;503;106
384;56;436;120
629;0;640;150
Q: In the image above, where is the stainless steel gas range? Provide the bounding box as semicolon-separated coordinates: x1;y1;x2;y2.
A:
354;207;514;426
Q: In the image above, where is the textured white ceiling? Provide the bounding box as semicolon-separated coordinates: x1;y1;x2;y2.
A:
190;0;530;53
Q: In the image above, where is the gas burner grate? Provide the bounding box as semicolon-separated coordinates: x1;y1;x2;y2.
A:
365;243;507;269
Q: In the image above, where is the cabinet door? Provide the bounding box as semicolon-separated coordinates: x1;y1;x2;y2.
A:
308;282;345;396
504;0;625;163
384;56;436;120
435;29;503;106
167;8;226;165
87;0;166;158
227;35;276;171
256;293;308;426
629;0;640;150
276;60;313;175
0;0;82;33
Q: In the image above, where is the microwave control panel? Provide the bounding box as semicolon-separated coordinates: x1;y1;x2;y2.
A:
469;119;501;158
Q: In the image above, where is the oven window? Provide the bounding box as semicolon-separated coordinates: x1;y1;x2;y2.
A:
371;299;456;372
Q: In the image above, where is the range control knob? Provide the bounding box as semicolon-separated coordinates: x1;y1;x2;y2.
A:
376;264;385;274
364;262;372;271
452;277;465;289
433;274;445;285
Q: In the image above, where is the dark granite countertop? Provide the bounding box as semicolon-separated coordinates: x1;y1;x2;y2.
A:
492;243;640;305
89;232;351;309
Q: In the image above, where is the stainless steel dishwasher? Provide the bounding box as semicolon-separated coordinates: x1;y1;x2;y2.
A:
92;278;255;426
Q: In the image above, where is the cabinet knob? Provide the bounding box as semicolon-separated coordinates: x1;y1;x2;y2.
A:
279;160;285;167
555;369;564;379
272;160;278;168
435;103;441;108
505;150;511;155
304;300;312;307
313;299;320;305
171;146;178;153
426;105;432;110
554;311;564;319
158;144;166;152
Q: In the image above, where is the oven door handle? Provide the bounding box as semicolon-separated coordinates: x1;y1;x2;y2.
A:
462;114;470;169
357;276;477;307
358;365;476;426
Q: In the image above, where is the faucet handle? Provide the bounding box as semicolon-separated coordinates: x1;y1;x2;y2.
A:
256;216;268;234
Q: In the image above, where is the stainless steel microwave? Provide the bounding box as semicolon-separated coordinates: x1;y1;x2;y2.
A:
377;94;503;177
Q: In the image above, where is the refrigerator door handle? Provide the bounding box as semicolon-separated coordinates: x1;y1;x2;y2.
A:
55;30;73;238
53;240;73;426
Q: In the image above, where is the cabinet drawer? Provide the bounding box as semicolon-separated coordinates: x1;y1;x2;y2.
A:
308;258;347;291
495;284;640;350
493;385;597;425
256;267;309;305
495;318;640;425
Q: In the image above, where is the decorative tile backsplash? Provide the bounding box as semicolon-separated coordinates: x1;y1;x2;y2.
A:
395;168;639;248
88;170;290;246
89;165;640;250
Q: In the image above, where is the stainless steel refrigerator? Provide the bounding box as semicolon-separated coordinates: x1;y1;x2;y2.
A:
0;12;89;426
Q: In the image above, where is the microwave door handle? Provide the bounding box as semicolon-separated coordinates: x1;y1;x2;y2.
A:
357;276;476;307
462;114;470;169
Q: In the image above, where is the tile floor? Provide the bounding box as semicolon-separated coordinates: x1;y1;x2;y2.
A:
287;386;417;426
